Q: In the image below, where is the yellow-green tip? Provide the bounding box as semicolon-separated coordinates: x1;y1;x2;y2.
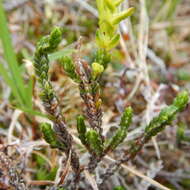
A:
92;62;104;78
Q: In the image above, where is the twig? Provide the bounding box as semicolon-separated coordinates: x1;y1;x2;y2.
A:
104;156;170;190
98;91;188;186
28;180;55;186
33;27;81;189
8;109;22;144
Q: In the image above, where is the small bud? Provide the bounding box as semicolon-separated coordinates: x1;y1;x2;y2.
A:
92;62;104;79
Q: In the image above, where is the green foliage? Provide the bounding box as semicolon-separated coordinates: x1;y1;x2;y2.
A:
34;154;58;181
173;91;189;111
36;167;57;181
34;26;62;59
119;107;133;128
177;122;190;144
40;123;65;149
47;167;58;181
60;56;80;82
57;188;66;190
31;16;190;188
105;107;133;152
86;130;103;156
0;1;33;110
113;186;126;190
94;48;111;69
145;91;189;140
177;69;190;81
36;27;62;54
77;115;87;145
33;27;62;102
181;178;190;189
96;0;134;50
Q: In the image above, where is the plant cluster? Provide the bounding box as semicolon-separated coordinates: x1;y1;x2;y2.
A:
32;1;189;189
